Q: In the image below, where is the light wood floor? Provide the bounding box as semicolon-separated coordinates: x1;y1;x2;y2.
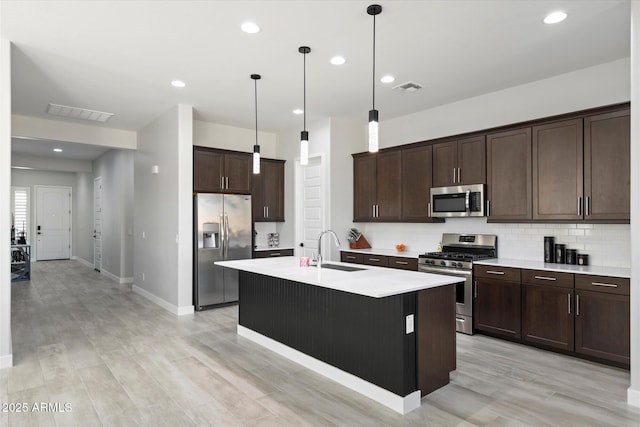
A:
2;260;639;426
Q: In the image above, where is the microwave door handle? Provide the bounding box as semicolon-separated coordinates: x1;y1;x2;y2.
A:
465;190;470;215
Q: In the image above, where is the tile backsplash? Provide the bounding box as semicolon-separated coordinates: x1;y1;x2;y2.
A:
362;218;630;268
254;222;277;247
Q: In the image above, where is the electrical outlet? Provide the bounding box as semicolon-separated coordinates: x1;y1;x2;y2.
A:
142;231;146;239
406;314;414;334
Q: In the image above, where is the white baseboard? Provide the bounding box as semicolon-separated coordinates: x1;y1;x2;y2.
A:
237;325;421;415
119;276;134;284
628;387;640;407
132;285;194;316
0;353;13;369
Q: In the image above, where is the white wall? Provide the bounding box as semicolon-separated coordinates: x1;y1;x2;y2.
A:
12;114;136;150
93;149;134;282
628;0;639;409
0;39;13;369
275;117;363;261
10;169;77;261
134;105;193;315
193;120;277;158
75;172;94;264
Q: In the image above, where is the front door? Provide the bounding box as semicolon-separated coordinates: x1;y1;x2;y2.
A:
36;186;71;261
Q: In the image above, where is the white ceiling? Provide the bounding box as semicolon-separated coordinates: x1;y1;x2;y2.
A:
1;0;631;142
11;137;112;161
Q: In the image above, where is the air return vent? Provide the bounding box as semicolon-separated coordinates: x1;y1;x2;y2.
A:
392;81;423;93
46;103;114;122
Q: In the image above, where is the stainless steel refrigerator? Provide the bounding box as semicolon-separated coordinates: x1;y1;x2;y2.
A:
194;193;252;310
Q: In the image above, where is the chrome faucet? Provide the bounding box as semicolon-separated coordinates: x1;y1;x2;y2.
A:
316;230;341;267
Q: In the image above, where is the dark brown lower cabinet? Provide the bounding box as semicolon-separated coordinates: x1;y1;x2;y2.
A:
473;277;521;339
522;284;574;351
575;289;630;366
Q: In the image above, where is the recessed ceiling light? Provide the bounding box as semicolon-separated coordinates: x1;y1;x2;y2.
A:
544;11;567;24
53;148;63;153
241;22;260;34
293;109;304;115
330;56;346;65
380;75;395;84
171;80;186;88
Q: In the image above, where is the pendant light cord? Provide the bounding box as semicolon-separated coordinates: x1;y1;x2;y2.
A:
372;12;376;110
303;51;307;132
254;78;258;144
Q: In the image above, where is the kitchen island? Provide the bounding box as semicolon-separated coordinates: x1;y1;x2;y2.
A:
216;257;463;414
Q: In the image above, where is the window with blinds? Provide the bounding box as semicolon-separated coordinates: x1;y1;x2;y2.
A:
11;187;30;242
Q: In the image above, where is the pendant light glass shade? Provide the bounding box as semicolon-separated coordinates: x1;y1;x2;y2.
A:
367;5;382;153
300;131;309;165
253;144;260;174
299;46;311;165
251;74;261;174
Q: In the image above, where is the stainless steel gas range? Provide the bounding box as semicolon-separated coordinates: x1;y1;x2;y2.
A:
418;233;497;335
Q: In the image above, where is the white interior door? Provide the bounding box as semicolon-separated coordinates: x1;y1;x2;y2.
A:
36;186;71;261
94;177;102;271
297;157;324;259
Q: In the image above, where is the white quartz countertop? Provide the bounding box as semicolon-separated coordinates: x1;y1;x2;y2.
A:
474;258;631;278
254;246;295;252
216;257;462;298
341;247;421;259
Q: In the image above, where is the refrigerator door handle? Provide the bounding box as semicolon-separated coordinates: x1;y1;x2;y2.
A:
224;214;230;259
219;213;226;256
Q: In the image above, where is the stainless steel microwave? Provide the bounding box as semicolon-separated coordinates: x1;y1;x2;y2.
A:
430;184;486;218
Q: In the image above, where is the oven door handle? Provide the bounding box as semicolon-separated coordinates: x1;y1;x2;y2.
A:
418;265;472;277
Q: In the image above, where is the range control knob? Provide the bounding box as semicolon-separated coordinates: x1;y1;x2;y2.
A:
440;261;446;266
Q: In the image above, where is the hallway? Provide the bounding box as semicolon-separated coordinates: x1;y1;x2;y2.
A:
2;260;639;426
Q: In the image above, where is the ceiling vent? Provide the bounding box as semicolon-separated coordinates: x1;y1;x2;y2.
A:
46;103;114;122
392;81;423;93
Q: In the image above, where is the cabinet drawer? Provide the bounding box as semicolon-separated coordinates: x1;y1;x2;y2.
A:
254;249;293;259
522;269;574;289
363;255;389;267
575;275;630;295
474;265;520;282
388;257;418;271
340;252;364;264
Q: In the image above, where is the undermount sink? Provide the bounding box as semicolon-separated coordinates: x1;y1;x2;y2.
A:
320;263;366;272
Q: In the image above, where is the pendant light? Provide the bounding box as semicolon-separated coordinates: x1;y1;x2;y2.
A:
367;4;382;153
251;74;261;174
299;46;311;166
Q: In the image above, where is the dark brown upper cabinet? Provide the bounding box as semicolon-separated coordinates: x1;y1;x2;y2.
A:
253;158;285;222
486;128;532;222
533;119;584;221
353;151;402;222
432;136;486;187
584;110;630;222
194;147;252;194
401;145;435;221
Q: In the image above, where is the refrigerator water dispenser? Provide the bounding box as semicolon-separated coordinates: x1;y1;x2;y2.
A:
203;222;219;248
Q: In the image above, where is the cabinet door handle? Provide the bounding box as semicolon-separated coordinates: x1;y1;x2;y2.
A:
591;282;618;288
221;176;224;189
269;253;281;256
474;281;478;298
453;168;457;183
534;275;557;281
266;206;269;218
427;202;431;218
395;261;409;265
372;205;376;218
369;258;381;262
487;200;491;217
377;204;379;218
586;196;590;216
568;293;571;314
457;167;461;183
346;255;356;260
578;196;582;216
263;206;266;217
486;270;505;275
576;294;580;316
226;176;229;189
